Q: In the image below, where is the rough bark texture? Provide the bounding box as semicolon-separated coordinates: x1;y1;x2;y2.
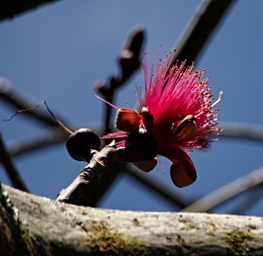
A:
1;184;263;255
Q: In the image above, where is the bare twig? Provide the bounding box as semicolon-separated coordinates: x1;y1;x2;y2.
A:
183;166;263;212
95;28;145;135
0;79;58;127
0;0;61;21
0;134;29;192
91;28;145;206
169;0;236;66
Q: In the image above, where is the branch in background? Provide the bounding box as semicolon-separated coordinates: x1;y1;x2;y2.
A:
221;122;263;143
125;167;191;209
169;0;236;66
0;0;61;21
183;166;263;212
8;127;68;158
0;134;28;192
229;185;263;215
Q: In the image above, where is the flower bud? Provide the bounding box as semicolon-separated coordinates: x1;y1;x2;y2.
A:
66;128;101;162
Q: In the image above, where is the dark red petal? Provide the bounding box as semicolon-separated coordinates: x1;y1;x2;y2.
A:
166;148;197;187
115;108;141;132
133;158;158;172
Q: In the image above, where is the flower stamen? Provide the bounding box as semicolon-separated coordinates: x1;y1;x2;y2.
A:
211;90;223;108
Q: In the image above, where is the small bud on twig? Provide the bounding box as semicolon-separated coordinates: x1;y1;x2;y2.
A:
66;128;101;162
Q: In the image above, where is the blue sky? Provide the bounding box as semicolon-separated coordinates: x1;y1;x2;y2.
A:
1;0;263;215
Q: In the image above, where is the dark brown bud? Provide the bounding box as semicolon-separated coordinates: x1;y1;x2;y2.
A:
66;128;101;162
124;28;145;58
125;129;158;162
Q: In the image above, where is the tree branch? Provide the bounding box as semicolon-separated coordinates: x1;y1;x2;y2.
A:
183;166;263;213
221;122;263;143
169;0;236;66
92;28;145;207
0;134;28;192
1;183;263;255
0;79;59;128
0;0;61;21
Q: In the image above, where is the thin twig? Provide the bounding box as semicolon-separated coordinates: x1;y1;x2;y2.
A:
169;0;236;67
0;134;29;192
183;166;263;212
95;28;145;135
0;79;58;127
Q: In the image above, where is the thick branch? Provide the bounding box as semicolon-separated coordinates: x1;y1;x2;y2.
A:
1;184;263;255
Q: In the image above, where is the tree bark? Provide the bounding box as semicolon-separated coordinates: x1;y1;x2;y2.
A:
1;184;263;255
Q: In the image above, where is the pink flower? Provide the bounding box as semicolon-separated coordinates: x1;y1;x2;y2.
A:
101;53;221;187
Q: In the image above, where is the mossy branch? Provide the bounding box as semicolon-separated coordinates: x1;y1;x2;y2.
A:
1;184;263;255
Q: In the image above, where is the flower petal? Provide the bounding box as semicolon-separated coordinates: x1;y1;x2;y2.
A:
133;158;158;172
165;148;197;187
115;108;141;132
